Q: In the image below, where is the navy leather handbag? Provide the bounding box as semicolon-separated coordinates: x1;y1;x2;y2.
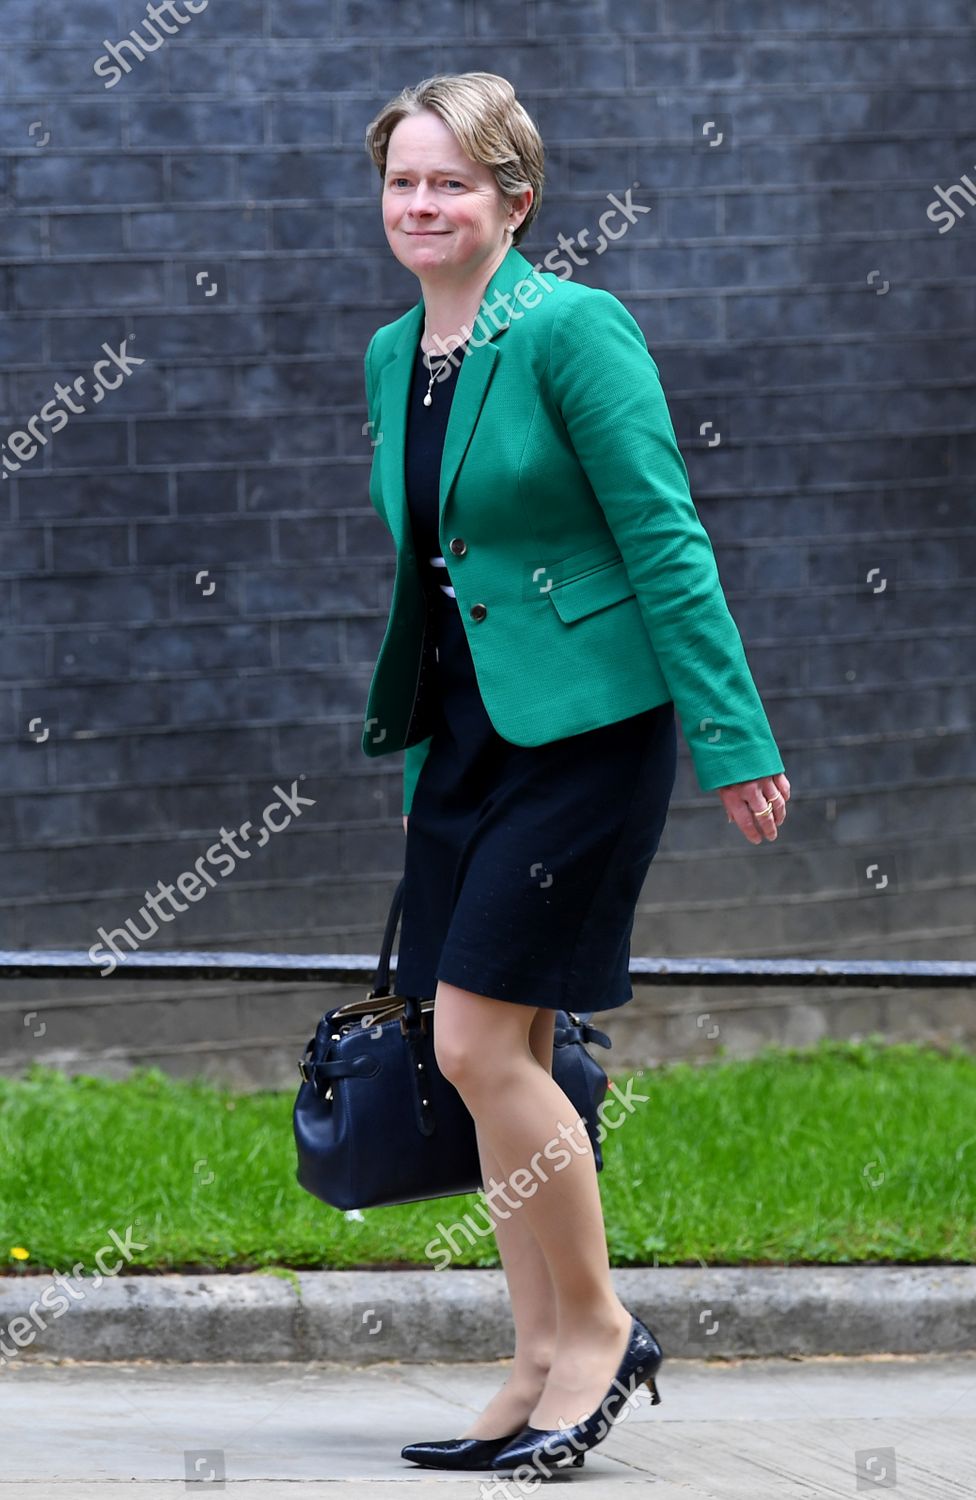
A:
293;876;613;1210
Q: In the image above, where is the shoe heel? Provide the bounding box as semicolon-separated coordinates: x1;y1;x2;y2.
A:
572;1452;585;1467
645;1375;662;1405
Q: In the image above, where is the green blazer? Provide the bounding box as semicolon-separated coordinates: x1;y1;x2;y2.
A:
361;244;784;816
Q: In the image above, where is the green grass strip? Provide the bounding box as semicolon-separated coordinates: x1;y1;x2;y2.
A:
2;1038;973;1272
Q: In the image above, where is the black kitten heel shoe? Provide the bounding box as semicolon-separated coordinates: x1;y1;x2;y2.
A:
488;1313;663;1476
401;1432;585;1470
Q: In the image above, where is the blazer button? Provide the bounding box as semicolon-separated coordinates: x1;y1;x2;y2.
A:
470;603;487;622
449;537;467;556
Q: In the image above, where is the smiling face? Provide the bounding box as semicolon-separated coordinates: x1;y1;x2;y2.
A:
382;108;526;286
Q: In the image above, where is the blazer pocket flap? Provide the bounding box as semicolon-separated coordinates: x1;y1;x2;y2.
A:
546;559;636;623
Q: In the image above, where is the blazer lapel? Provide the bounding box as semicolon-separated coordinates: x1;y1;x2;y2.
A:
377;244;538;554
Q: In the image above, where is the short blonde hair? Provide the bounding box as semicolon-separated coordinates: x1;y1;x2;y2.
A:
365;71;545;245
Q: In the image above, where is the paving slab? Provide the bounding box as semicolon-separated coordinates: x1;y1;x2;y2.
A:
0;1353;974;1497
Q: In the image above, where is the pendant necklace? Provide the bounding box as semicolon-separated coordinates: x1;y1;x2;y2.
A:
421;323;462;407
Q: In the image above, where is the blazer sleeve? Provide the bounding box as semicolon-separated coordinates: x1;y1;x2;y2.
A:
548;289;784;793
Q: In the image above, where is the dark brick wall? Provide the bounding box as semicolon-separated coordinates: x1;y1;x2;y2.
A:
2;0;974;1030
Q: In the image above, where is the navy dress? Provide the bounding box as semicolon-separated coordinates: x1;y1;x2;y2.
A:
393;327;678;1014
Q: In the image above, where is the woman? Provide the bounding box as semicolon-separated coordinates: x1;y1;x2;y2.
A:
361;72;790;1477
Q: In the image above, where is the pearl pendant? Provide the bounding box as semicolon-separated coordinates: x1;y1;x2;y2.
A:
423;393;432;406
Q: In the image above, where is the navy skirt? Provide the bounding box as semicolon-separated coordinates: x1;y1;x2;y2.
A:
394;587;678;1013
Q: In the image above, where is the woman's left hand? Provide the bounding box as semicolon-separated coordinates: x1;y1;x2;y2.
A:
717;772;790;844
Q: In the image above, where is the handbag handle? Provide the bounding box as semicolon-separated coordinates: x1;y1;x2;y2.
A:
365;877;425;1031
369;876;405;1001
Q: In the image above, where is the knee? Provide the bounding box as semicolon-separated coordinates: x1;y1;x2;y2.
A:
433;1026;482;1091
433;984;532;1094
435;1026;529;1097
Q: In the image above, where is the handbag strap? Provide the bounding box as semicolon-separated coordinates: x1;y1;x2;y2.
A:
364;875;433;1132
301;1052;381;1084
366;877;425;1028
555;1015;612;1050
367;876;405;1001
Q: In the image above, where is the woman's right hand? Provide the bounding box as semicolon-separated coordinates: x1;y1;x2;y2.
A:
402;815;409;835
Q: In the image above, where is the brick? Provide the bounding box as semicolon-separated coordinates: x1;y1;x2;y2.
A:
50;628;130;679
50;524;129;571
235;45;355;93
169;155;236;202
15;154;164;205
724;0;829;30
0;632;46;681
0;213;42;257
165;363;238;412
249;147;367;200
0;525;45;571
271;308;341;353
176;471;239;515
194;0;265;35
129;207;268;251
18;472;167;520
275;515;341;561
271;0;339;37
168;45;235;94
13;261;166;310
277;621;341;669
272;207;336;250
128;101;264;147
535;0;609;34
271;100;338;146
49;213;126;254
18;574;170;626
0;102;121;150
135;517;270;566
563;43;628;89
134;415;273;465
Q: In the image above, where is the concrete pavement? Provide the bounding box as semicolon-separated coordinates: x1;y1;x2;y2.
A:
1;1353;974;1496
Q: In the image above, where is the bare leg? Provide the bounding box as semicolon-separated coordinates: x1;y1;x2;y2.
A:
457;1007;558;1439
435;982;634;1434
